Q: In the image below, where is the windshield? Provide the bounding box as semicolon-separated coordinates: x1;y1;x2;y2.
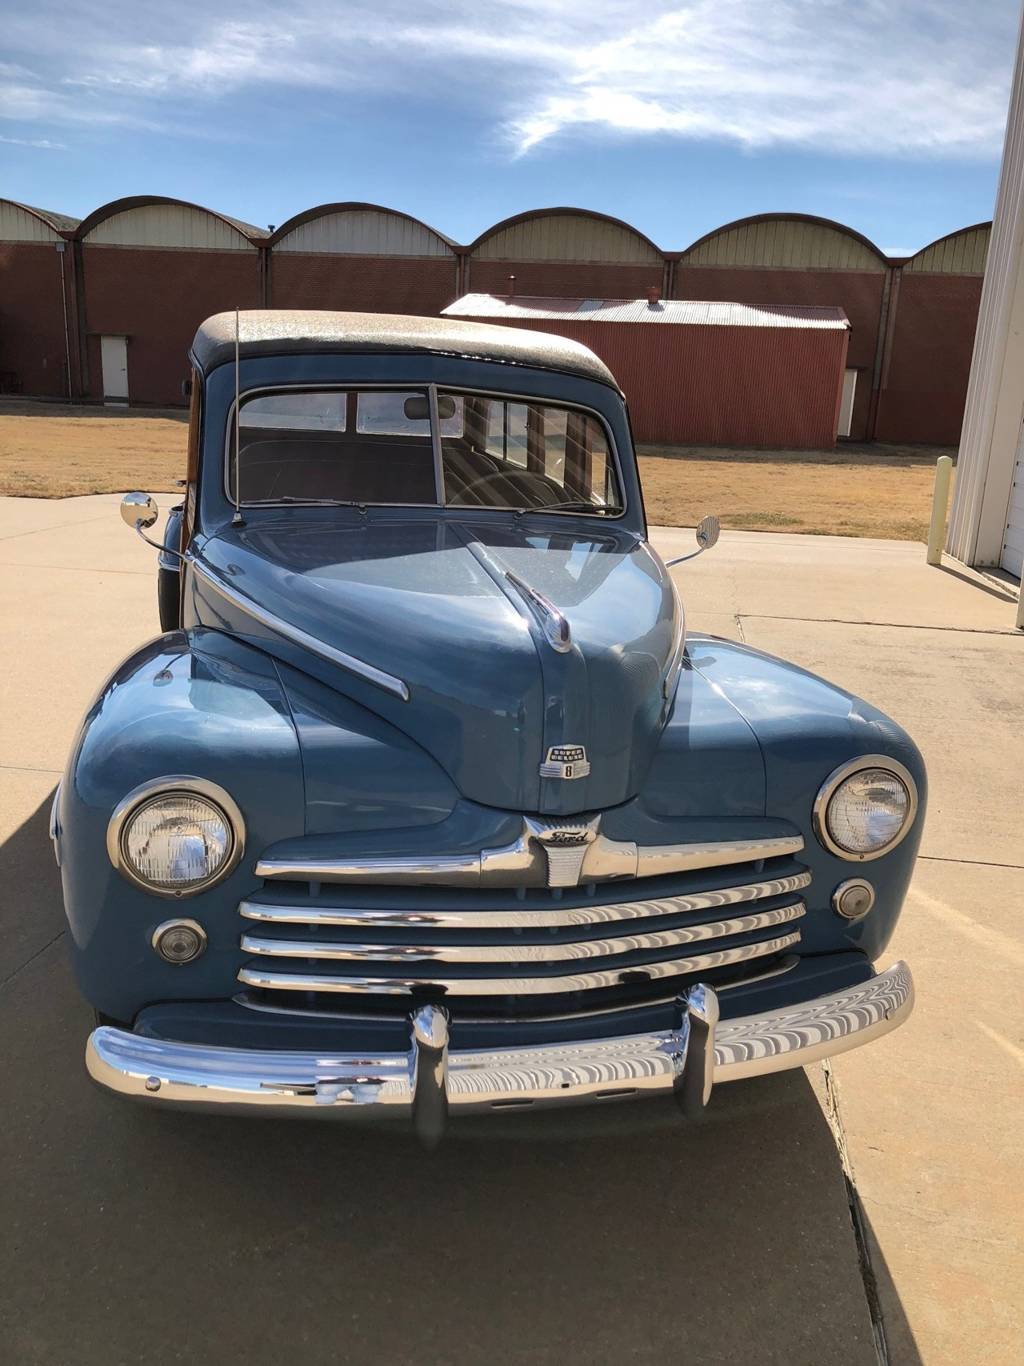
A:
228;388;624;516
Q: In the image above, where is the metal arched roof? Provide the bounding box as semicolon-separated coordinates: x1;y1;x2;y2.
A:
903;222;992;273
467;206;664;259
1;199;80;234
681;212;888;266
75;196;266;244
269;202;456;251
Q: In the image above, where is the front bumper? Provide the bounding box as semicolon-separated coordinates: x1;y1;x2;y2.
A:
86;961;913;1141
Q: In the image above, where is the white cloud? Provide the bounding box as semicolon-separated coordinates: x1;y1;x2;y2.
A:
0;0;1014;160
0;133;66;149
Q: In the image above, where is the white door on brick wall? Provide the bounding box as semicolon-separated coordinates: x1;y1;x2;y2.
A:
1000;419;1024;578
100;335;129;403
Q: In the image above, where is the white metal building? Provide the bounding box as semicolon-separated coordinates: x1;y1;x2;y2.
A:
947;9;1024;615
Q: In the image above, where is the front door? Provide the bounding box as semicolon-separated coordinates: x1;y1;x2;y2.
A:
100;335;129;404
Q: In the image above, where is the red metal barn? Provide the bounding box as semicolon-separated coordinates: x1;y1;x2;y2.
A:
443;294;850;449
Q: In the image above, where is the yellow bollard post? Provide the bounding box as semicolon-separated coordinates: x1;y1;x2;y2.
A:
926;455;954;566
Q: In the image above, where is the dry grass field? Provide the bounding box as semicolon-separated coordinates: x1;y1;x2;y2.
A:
0;400;950;540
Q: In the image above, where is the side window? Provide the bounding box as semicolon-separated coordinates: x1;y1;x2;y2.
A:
240;392;347;432
484;401;529;468
440;392;623;513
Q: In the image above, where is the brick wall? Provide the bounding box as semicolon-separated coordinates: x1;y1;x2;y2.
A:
270;254;460;316
80;246;263;405
0;242;70;397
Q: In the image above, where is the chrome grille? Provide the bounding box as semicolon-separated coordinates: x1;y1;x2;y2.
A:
237;853;810;1015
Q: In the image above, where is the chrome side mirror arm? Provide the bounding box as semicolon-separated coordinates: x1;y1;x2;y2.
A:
664;514;721;567
120;492;185;562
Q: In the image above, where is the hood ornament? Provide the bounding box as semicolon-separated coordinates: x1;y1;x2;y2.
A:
504;571;571;653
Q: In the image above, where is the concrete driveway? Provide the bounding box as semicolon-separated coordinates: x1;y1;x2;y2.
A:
1;495;1021;1366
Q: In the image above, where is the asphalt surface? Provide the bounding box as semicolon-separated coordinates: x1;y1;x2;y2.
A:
2;496;1021;1364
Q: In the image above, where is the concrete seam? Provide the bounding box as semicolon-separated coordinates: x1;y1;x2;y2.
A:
918;853;1024;871
0;559;152;576
0;929;66;993
821;1058;891;1366
740;612;1018;637
0;763;63;776
733;612;747;643
0;512;115;543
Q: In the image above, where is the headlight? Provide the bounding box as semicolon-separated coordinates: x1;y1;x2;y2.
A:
813;757;918;861
107;779;245;895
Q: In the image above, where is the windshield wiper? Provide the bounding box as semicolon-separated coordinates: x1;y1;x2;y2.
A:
274;496;368;509
516;499;620;517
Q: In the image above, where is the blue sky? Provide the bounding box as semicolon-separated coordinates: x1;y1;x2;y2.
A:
0;0;1017;254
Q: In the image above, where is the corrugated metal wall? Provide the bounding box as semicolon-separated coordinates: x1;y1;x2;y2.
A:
905;225;990;275
460;312;848;448
274;210;453;257
473;213;661;263
682;218;885;272
83;204;255;251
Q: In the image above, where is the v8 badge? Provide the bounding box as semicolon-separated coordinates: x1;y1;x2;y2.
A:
539;745;591;781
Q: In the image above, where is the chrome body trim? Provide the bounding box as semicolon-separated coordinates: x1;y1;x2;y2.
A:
812;754;919;862
504;571;572;653
238;872;812;929
713;960;914;1079
236;931;800;997
233;955;801;1023
254;825;805;889
49;782;62;867
105;776;246;898
188;555;411;702
84;962;913;1122
239;902;805;965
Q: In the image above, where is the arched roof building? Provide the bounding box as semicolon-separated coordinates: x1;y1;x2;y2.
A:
875;224;993;444
466;208;666;300
267;203;459;317
74;197;264;404
0;200;80;397
675;214;890;439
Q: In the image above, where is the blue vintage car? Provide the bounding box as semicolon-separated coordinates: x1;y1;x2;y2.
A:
53;311;921;1141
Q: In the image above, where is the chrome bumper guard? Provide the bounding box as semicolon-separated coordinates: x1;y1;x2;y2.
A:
86;962;913;1144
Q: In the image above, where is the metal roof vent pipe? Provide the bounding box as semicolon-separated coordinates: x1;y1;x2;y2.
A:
647;285;662;308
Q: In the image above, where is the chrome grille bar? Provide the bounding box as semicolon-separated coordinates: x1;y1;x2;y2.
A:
237;931;800;997
239;872;811;930
240;902;804;965
255;830;805;889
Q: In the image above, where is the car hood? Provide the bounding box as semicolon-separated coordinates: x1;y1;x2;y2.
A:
187;514;681;813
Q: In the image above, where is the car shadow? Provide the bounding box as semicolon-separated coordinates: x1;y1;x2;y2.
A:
1;791;924;1366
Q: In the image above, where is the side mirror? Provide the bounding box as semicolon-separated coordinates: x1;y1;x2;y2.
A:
664;513;721;568
121;492;158;530
696;514;720;551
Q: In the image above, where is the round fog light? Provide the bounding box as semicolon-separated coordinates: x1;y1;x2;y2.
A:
152;918;207;964
832;879;876;921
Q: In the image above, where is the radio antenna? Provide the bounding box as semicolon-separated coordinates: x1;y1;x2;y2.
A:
231;305;244;526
